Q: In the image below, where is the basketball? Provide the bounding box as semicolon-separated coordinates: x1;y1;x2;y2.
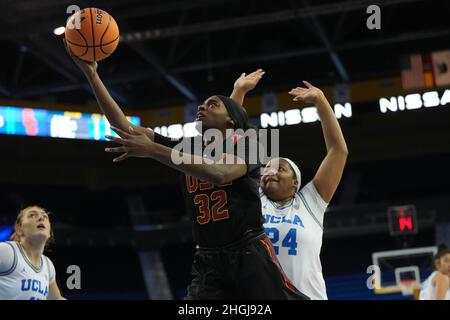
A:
65;8;119;62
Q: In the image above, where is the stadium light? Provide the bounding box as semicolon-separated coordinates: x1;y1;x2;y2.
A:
53;26;66;36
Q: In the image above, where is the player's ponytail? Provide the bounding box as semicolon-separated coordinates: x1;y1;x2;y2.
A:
10;231;20;242
9;208;27;243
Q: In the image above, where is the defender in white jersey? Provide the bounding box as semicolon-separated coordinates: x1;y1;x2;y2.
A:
261;176;328;300
419;244;450;300
0;206;65;300
231;74;347;299
259;82;347;299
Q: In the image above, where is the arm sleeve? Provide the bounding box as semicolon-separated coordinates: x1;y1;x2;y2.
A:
153;132;183;149
0;242;16;275
298;181;329;225
234;136;262;179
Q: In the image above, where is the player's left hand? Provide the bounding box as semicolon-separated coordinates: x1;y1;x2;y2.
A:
233;69;265;93
289;81;325;104
105;126;154;162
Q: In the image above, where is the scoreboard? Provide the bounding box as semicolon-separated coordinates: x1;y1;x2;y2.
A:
387;205;418;236
0;105;141;141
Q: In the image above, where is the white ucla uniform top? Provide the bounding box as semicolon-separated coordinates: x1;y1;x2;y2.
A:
419;271;450;300
261;181;328;300
0;241;55;300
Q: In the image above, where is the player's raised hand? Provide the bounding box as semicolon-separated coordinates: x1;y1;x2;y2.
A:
105;126;154;162
63;38;98;77
233;69;265;94
289;81;324;105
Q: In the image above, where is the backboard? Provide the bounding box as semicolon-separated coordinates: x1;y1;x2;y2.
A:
371;246;437;295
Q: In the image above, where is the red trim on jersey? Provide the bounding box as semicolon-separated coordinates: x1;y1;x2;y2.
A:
260;237;300;294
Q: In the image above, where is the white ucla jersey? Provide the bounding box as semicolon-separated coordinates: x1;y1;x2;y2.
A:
419;271;450;300
0;241;55;300
261;181;328;300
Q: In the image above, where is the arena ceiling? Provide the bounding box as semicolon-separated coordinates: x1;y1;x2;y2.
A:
0;0;449;109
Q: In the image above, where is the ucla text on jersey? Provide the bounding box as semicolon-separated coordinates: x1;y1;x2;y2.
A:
21;279;49;298
263;214;304;228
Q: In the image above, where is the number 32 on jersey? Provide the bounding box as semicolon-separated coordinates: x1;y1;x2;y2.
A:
186;176;231;225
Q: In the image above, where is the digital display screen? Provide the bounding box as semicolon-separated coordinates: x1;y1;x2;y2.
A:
387;205;418;236
0;105;140;141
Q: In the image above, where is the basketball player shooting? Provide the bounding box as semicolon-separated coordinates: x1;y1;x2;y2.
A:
63;39;309;300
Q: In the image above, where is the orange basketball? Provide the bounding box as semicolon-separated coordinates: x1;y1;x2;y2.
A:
65;8;119;62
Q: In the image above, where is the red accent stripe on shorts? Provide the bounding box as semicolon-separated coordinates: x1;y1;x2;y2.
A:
260;237;299;294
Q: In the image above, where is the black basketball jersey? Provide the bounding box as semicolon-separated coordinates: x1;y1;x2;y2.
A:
154;132;264;247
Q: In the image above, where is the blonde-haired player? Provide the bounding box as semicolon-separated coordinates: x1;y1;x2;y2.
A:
0;206;65;300
232;73;348;299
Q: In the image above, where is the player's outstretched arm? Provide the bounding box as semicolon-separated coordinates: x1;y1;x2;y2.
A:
48;280;66;300
289;81;348;203
105;126;247;185
63;39;154;141
230;69;265;108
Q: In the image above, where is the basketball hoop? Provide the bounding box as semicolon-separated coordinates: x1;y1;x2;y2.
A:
399;280;419;296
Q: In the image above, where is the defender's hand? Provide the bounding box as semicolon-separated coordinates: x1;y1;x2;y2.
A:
233;69;265;93
289;81;325;105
